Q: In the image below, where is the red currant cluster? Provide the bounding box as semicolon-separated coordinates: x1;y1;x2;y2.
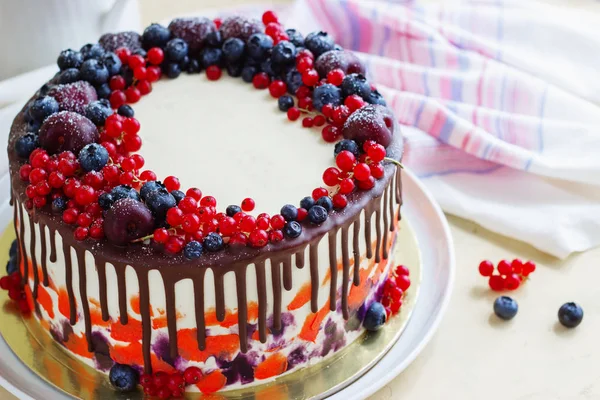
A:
0;272;30;314
139;366;203;398
321;141;387;206
109;47;164;108
18;114;156;241
381;265;411;318
478;259;536;291
261;10;289;44
144;191;287;252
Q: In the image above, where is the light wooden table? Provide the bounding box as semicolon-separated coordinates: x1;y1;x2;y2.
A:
2;1;599;399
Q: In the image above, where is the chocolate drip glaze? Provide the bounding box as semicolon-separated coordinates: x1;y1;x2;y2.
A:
282;256;293;291
97;262;109;321
340;226;350;319
9;96;404;373
137;270;152;374
352;219;360;286
215;272;225;322
193;271;206;350
62;240;77;325
13;206;20;270
235;267;248;353
255;261;267;343
116;265;128;325
163;276;178;359
271;261;282;331
309;244;319;313
39;224;49;287
76;248;93;352
28;216;39;299
328;231;338;311
374;208;382;264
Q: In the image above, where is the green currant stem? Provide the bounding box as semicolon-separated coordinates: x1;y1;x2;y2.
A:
384;157;404;169
131;228;177;243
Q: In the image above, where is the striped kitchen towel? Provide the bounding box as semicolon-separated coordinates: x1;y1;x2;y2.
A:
285;0;600;258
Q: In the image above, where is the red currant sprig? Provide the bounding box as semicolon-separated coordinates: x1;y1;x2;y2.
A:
479;259;536;292
381;265;411;318
0;271;30;314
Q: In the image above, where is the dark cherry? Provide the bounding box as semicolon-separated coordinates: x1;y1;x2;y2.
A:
314;50;365;77
342;104;395;147
104;198;155;246
168;17;217;54
219;16;264;41
38;111;99;154
99;31;142;52
48;81;98;114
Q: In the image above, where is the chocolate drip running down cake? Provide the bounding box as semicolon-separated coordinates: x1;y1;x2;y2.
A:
6;11;407;396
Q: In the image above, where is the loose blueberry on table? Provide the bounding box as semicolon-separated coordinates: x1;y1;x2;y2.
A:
557;302;583;328
493;296;519;320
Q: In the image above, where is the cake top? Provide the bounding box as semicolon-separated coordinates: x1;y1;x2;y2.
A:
8;12;402;264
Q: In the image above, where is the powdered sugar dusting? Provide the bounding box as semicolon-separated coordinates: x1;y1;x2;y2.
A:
48;81;97;114
168;17;217;53
99;31;142;52
39;111;99;154
219;16;264;41
315;50;365;77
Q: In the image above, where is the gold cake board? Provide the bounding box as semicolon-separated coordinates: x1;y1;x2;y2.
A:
0;219;421;399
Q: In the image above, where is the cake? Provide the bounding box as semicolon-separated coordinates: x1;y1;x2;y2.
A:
4;11;406;397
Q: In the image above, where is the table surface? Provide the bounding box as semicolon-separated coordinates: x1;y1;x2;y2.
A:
2;1;600;399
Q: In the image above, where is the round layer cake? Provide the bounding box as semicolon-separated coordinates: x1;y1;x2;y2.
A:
6;12;404;395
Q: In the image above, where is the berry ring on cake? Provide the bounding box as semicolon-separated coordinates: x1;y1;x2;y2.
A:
6;11;406;397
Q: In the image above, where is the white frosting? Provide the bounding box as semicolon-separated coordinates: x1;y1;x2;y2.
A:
135;74;334;214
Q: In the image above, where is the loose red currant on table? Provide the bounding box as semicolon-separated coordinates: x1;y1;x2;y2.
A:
313;115;326;127
488;275;505;291
125;86;141;103
497;259;512;275
302;117;314;128
287;107;301;121
522;260;536;275
268;80;287;98
164;176;180;192
241;197;255;212
252;72;270;89
478;260;494;277
321;125;340;143
206;65;222;81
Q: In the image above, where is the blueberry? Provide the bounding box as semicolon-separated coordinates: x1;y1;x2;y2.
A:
142;23;171;49
99;98;111;107
278;95;294;112
179;56;190;71
493;296;518;320
164;63;182;79
57;68;81;84
247;33;273;61
102;52;122;76
299;196;315;210
9;240;17;258
132;48;147;58
260;58;276;77
14;133;39;158
51;197;67;213
226;63;243;77
80;43;105;60
280;204;298;221
145;188;176;222
308;205;328;224
200;47;223;68
222;38;245;63
334;44;343;51
80;59;109;86
313;83;342;111
341;73;371;99
98;193;114;210
165;38;189;62
171;190;185;204
78;143;109;172
334;139;360;158
6;256;18;275
316;196;333;212
206;31;223;47
117;105;135;118
184;241;203;260
140;181;166;201
285;29;304;47
95;83;111;99
29;96;59;122
85;101;113;125
27;120;42;134
366;89;387;106
57;49;83;70
558;302;583;328
284;69;303;94
271;41;297;66
241;65;257;83
226;205;242;217
304;31;335;57
187;59;201;74
283;221;302;239
108;363;139;392
111;185;141;203
363;302;386;331
203;232;224;252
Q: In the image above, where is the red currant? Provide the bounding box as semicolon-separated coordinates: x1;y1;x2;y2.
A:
19;164;32;181
268;80;287;98
116;47;131;63
252;72;270;89
357;176;375;190
270;215;285;230
109;90;127;109
478;260;494;277
219;217;237;236
128;54;145;69
229;232;247;246
249;229;268;248
165;237;184;254
183;366;202;385
353;163;371;181
370;163;384;179
206;65;222;81
200;196;216;207
321;125;340;142
367;144;386;163
269;230;284;243
262;10;279;24
125;87;141;103
395;265;410;276
146;66;162;82
302;117;314;128
338;178;355;194
522;261;536;276
504;273;521;290
312;187;328;200
488;275;505;291
186;188;203;200
74;227;89;241
296;57;314;73
332;193;348;208
147;47;165;65
287;107;301;121
302;69;319;86
241;198;255;212
323;167;341;186
336;150;356;172
109;75;126;91
497;260;512;276
164;176;180;192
